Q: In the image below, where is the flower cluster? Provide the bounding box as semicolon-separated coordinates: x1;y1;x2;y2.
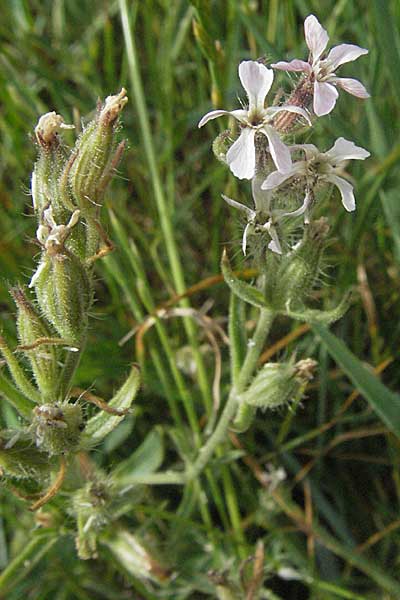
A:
199;14;370;256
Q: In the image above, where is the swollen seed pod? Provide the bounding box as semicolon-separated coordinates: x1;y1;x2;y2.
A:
32;251;91;348
271;218;330;310
31;209;92;348
240;358;317;411
68;89;128;214
11;286;59;402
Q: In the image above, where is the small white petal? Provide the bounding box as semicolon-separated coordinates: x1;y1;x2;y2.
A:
31;171;38;210
327;174;356;211
263;220;282;254
327;43;368;70
332;77;370;98
242;221;254;255
262;126;292;173
221;194;255;218
261;168;297;190
226;128;256;180
313;80;339;116
198;109;247;128
325;137;370;163
67;210;81;229
238;61;274;112
29;261;47;288
271;59;311;73
266;104;312;126
282;191;313;222
304;15;329;62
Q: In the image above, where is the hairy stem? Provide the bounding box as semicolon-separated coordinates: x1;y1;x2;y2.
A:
187;308;275;480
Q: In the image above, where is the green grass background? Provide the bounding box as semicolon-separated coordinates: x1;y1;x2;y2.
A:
0;0;400;598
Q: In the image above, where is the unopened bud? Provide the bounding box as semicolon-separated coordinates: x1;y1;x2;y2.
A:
35;111;74;147
212;130;231;164
240;358;317;410
271;218;330;309
73;480;111;559
69;88;128;214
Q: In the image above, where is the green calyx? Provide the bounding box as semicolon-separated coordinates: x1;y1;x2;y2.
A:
11;286;59;402
240;357;317;413
31;402;83;455
270;217;330;310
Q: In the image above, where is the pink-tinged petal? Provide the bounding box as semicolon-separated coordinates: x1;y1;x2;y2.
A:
226;128;256;180
266;104;312;125
304;15;329;61
271;59;311;73
261;165;300;190
262;126;292;173
325;137;370;163
198;109;247;128
238;61;274;112
333;77;370;98
313;80;339;116
327;174;356;211
327;43;368;69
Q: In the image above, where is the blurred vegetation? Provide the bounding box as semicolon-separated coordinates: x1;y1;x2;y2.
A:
0;0;399;598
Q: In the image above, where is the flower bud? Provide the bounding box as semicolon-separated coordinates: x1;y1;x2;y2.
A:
10;286;59;401
31;402;83;455
68;88;128;214
73;480;111;559
32;112;75;219
212;130;231;164
102;529;170;583
240;358;317;411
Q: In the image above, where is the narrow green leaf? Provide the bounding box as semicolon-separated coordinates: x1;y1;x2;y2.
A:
285;293;351;324
84;365;141;443
221;249;269;309
0;373;35;418
313;324;400;437
113;427;164;482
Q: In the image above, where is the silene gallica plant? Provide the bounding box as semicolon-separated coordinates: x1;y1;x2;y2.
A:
0;13;372;598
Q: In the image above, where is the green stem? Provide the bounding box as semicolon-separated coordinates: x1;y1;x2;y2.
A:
187;308;274;480
0;534;57;593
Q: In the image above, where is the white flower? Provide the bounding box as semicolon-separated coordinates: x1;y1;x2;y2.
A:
198;61;311;179
261;137;370;215
222;193;282;256
271;15;370;116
